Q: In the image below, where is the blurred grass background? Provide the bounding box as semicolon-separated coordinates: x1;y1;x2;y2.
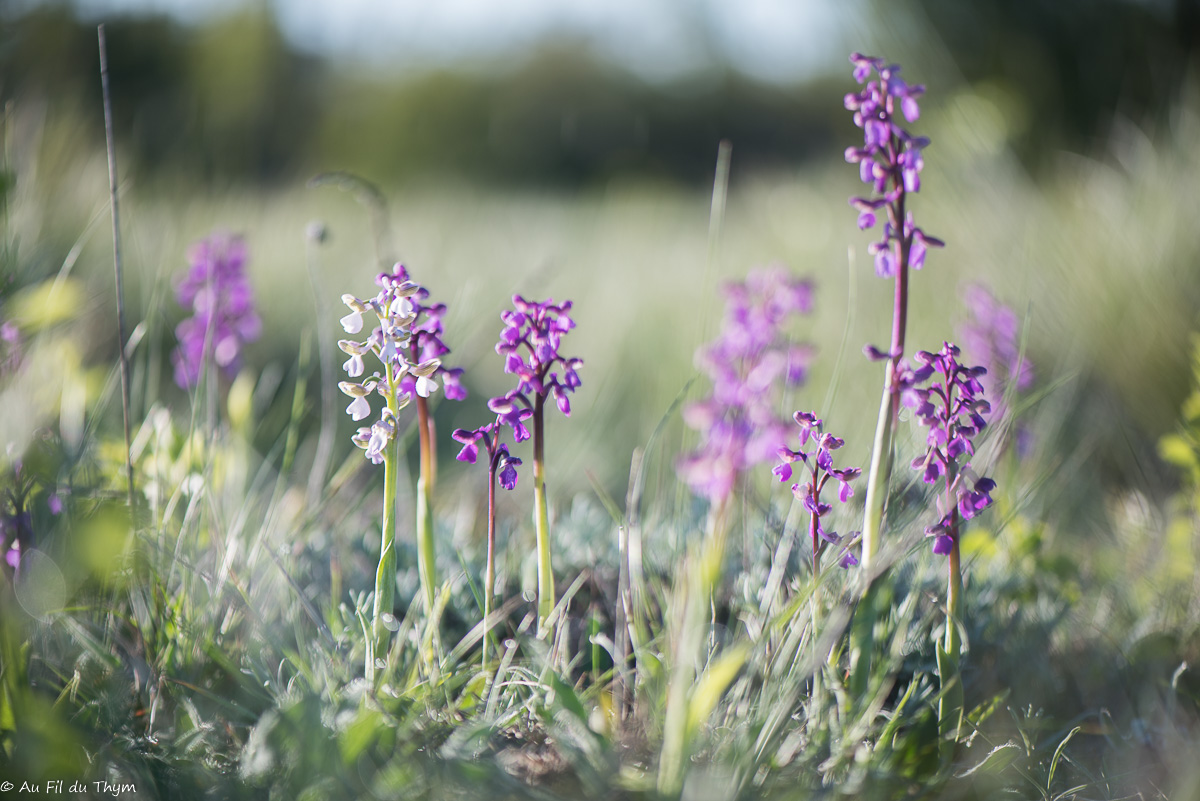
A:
3;0;1200;508
3;3;1200;796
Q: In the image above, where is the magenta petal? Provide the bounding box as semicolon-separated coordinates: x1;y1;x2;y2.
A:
909;236;927;270
498;462;519;490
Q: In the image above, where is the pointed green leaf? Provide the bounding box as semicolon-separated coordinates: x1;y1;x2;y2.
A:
686;644;748;737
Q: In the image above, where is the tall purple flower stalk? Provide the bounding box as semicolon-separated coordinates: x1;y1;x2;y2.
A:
845;55;942;698
494;295;582;634
845;54;944;568
774;412;861;574
904;342;996;556
172;234;261;390
902;341;996;748
453;414;525;671
678;266;814;504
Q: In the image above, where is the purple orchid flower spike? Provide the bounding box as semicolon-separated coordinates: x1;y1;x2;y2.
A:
902;341;997;556
494;294;582;635
381;263;469;405
776;411;861;573
172;234;261;389
495;296;582;421
452;416;524;490
679;266;815;504
846;56;945;572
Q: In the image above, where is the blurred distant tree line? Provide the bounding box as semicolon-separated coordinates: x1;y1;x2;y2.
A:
910;0;1200;156
1;1;1197;188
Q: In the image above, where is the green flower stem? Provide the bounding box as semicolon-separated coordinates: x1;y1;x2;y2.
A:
860;384;896;568
861;202;910;567
483;435;499;674
809;513;825;713
532;394;555;637
850;199;911;696
371;369;401;667
849;381;894;698
658;498;730;798
939;496;964;756
945;538;962;658
415;395;437;613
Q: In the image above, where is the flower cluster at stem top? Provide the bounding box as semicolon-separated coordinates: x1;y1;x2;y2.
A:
337;268;443;463
385;264;467;402
679;266;814;503
452;422;523;490
844;54;943;278
492;294;582;420
172;234;261;389
774;412;861;568
902;341;997;553
452;295;582;493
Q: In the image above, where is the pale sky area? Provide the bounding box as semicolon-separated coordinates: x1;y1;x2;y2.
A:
42;0;864;82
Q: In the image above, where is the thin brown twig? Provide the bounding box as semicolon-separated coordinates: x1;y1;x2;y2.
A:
98;24;136;513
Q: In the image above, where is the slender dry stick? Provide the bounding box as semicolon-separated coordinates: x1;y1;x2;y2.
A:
2;101;11;226
615;449;644;725
98;25;136;512
307;172;394;270
614;522;630;722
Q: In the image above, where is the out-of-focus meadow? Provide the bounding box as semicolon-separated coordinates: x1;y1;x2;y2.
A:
4;1;1200;797
8;0;1200;499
